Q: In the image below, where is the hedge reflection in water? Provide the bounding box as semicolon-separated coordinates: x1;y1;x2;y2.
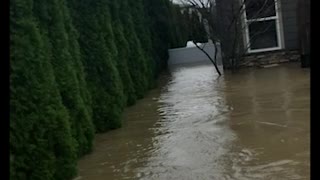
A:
77;62;309;180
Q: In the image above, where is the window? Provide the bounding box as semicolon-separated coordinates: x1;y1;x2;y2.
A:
242;0;283;53
248;20;278;49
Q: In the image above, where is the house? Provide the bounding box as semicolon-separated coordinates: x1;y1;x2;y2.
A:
214;0;310;68
297;0;310;67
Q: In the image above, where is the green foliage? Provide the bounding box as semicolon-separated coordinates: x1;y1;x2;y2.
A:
10;0;76;179
119;0;149;99
169;4;190;48
10;0;190;179
61;3;95;155
190;11;208;43
32;0;94;157
109;0;137;105
143;0;191;75
67;0;125;132
128;0;155;89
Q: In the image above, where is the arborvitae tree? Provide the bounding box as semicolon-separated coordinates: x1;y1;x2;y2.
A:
67;0;124;132
60;1;94;151
10;0;194;179
120;0;149;99
10;0;76;179
59;0;95;156
169;4;190;48
168;4;180;48
128;0;155;89
96;0;125;108
189;11;208;43
109;0;137;106
181;10;192;44
61;0;93;117
144;0;172;75
32;0;94;157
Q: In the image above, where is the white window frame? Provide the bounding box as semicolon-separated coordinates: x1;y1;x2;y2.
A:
241;0;283;53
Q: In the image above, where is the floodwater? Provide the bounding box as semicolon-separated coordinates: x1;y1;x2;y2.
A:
76;62;310;180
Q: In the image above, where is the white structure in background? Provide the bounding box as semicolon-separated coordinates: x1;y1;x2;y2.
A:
168;40;223;73
186;41;202;47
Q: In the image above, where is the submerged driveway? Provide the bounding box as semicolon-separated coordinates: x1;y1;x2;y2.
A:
76;62;310;180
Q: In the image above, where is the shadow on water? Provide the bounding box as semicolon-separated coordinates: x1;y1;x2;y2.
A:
76;62;309;180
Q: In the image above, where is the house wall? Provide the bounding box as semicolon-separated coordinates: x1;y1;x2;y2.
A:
280;0;299;50
215;0;243;66
215;0;301;68
216;0;300;52
241;50;300;67
297;0;310;67
297;0;310;54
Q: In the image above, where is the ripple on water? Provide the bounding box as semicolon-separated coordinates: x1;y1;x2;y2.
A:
77;63;309;180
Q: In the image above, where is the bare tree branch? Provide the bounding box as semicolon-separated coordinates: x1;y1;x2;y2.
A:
193;40;222;76
178;0;279;70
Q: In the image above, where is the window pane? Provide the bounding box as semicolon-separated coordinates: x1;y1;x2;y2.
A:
245;0;276;19
248;20;278;50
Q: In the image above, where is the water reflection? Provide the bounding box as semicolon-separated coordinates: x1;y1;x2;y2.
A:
224;64;310;180
138;63;235;180
76;62;309;180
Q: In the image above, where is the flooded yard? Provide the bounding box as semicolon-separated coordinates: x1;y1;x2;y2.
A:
76;62;310;180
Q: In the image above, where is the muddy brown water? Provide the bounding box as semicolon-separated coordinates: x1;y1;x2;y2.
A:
76;62;310;180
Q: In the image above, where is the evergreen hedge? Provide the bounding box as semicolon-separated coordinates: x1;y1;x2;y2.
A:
10;0;190;179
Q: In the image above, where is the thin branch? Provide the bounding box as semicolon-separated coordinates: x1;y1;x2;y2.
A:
193;40;222;76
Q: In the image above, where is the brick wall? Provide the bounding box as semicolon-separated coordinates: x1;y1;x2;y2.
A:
240;50;300;67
